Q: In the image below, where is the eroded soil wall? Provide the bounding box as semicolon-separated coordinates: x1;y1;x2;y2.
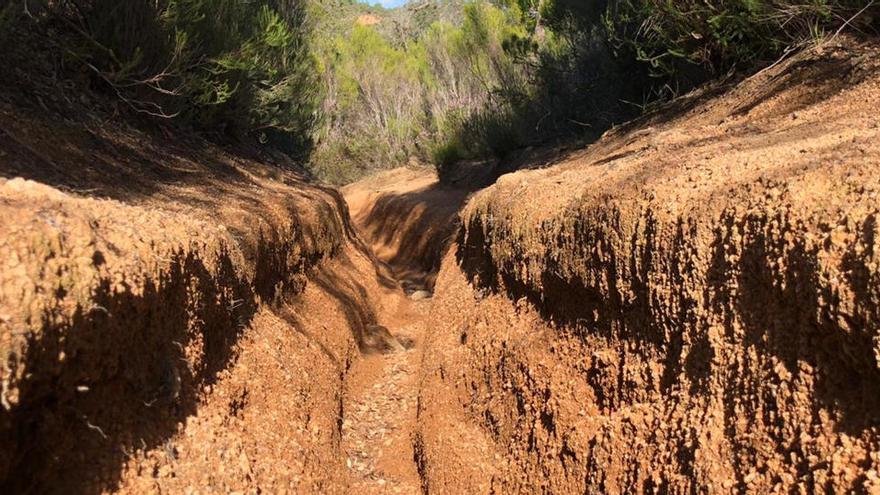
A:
343;168;471;291
0;94;390;492
417;40;880;493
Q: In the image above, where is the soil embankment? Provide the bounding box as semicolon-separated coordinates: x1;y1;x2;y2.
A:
416;39;880;493
0;91;403;492
343;167;471;293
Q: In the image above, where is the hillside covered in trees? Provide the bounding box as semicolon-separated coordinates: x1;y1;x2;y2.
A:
308;0;879;182
2;0;875;183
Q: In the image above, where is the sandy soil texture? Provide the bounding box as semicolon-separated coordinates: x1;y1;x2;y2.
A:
0;86;402;492
341;166;475;494
416;39;880;493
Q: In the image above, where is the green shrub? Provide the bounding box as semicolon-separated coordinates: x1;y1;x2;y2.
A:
437;0;879;171
431;141;467;170
13;0;320;156
0;3;20;45
599;0;877;90
307;1;528;183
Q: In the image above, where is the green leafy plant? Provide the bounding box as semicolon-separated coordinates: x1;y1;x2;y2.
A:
17;0;320;156
603;0;879;89
308;1;528;183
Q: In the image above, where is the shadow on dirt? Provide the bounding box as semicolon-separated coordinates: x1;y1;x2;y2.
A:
0;110;257;202
0;249;256;494
312;183;400;292
353;183;473;292
276;248;395;360
709;209;880;436
456;201;880;477
453;41;880;442
0;96;354;493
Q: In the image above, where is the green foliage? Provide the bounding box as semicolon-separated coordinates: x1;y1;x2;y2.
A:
309;0;468;46
429;0;640;172
431;140;467;168
594;0;877;89
6;0;875;181
0;5;17;45
11;0;320;155
311;23;425;181
434;0;879;174
309;1;526;184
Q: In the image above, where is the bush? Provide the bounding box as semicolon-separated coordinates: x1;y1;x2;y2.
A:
11;0;872;180
429;0;640;169
8;0;320;156
587;0;877;91
434;0;878;173
308;1;528;183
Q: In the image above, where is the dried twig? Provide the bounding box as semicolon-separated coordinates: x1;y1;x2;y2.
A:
829;1;877;41
82;415;109;440
39;8;185;119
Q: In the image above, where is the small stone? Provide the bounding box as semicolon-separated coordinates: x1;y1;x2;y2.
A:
409;290;432;301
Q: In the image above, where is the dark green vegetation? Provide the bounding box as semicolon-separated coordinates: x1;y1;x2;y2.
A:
309;0;878;183
602;0;878;84
310;1;524;183
1;0;319;155
1;1;877;182
447;0;879;170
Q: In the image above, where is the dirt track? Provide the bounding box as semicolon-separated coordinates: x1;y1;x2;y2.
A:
339;167;471;494
0;86;408;492
0;92;462;491
1;37;880;494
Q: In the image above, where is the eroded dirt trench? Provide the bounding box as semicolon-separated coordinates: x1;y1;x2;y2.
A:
0;56;469;490
338;168;467;494
339;292;426;493
339;40;880;494
2;38;880;494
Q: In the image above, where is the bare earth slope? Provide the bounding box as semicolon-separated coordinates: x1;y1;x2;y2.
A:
417;39;880;493
0;91;404;492
340;167;474;494
343;167;470;292
3;34;880;495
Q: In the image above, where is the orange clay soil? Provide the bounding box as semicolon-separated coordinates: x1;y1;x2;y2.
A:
3;35;880;495
340;166;474;494
0;82;427;492
342;167;472;293
415;38;880;494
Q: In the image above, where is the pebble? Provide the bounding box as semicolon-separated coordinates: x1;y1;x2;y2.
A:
409;290;432;301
